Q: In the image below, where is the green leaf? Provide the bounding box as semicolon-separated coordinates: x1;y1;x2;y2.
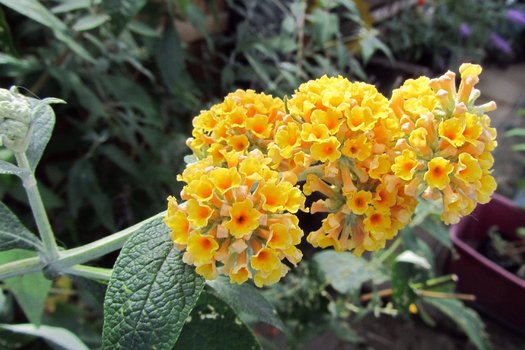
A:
51;0;91;14
424;298;491;350
0;324;89;350
0;0;94;62
102;216;204;349
0;201;42;252
313;250;387;294
0;326;33;350
128;19;159;37
0;249;51;326
102;0;147;35
207;277;285;331
26;98;64;171
0;161;27;178
155;24;185;94
391;251;431;313
417;215;452;249
0;7;16;56
175;291;260;350
73;14;110;31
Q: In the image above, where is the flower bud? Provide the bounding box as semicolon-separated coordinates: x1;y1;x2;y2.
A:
0;87;32;152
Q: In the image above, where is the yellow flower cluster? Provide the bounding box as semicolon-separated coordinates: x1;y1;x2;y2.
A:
164;149;306;287
166;63;497;285
272;76;418;255
390;63;497;224
188;89;287;164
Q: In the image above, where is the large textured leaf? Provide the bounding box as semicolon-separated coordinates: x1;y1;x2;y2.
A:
208;277;285;331
314;250;387;294
0;201;41;252
26;98;64;171
101;0;147;35
0;324;89;350
102;216;204;349
0;249;51;326
424;298;491;350
175;291;260;350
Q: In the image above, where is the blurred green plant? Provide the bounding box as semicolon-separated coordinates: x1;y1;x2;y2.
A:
222;0;392;96
263;202;491;350
379;0;524;70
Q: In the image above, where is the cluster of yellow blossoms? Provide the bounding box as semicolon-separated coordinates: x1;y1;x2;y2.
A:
165;63;497;286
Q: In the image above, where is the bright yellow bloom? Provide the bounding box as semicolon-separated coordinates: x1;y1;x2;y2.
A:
228;134;249;152
250;248;281;272
439;117;466;147
267;223;293;249
186;199;213;228
195;263;218;280
246;115;271;139
310;109;343;134
187;234;219;265
229;265;251;284
209;167;242;194
424;157;454;190
184;179;214;202
225;199;261;238
347;190;372;215
392;150;419;181
341;134;371;161
254;264;288;287
165;197;191;245
310;137;341;162
275;122;301;158
301;123;330;142
456;152;482;183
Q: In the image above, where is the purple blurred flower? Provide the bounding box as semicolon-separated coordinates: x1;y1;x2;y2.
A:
490;32;513;55
459;23;472;37
507;9;525;26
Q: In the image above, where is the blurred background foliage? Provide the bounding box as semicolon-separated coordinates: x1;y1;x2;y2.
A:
0;0;524;348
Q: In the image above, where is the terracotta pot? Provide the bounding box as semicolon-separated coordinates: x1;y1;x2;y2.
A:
450;193;525;333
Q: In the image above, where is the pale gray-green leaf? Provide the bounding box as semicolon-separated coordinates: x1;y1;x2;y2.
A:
0;324;89;350
26;98;60;171
102;216;204;349
0;160;27;178
0;201;41;252
51;0;91;14
0;249;51;326
208;277;285;331
314;250;387;294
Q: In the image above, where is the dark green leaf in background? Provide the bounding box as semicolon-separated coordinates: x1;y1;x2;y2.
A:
155;24;185;94
0;249;51;326
102;216;204;349
208;277;285;331
424;298;491;350
102;0;147;35
175;291;260;350
0;201;42;252
0;7;16;56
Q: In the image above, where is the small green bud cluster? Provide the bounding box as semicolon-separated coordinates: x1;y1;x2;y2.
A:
0;87;32;152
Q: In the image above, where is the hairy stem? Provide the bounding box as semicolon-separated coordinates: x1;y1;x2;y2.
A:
64;265;112;281
15;152;59;261
0;211;166;280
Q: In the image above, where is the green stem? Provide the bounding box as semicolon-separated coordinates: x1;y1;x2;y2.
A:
54;211;166;270
64;265;112;281
0;211;166;280
0;256;43;279
376;237;402;263
15;152;59;261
